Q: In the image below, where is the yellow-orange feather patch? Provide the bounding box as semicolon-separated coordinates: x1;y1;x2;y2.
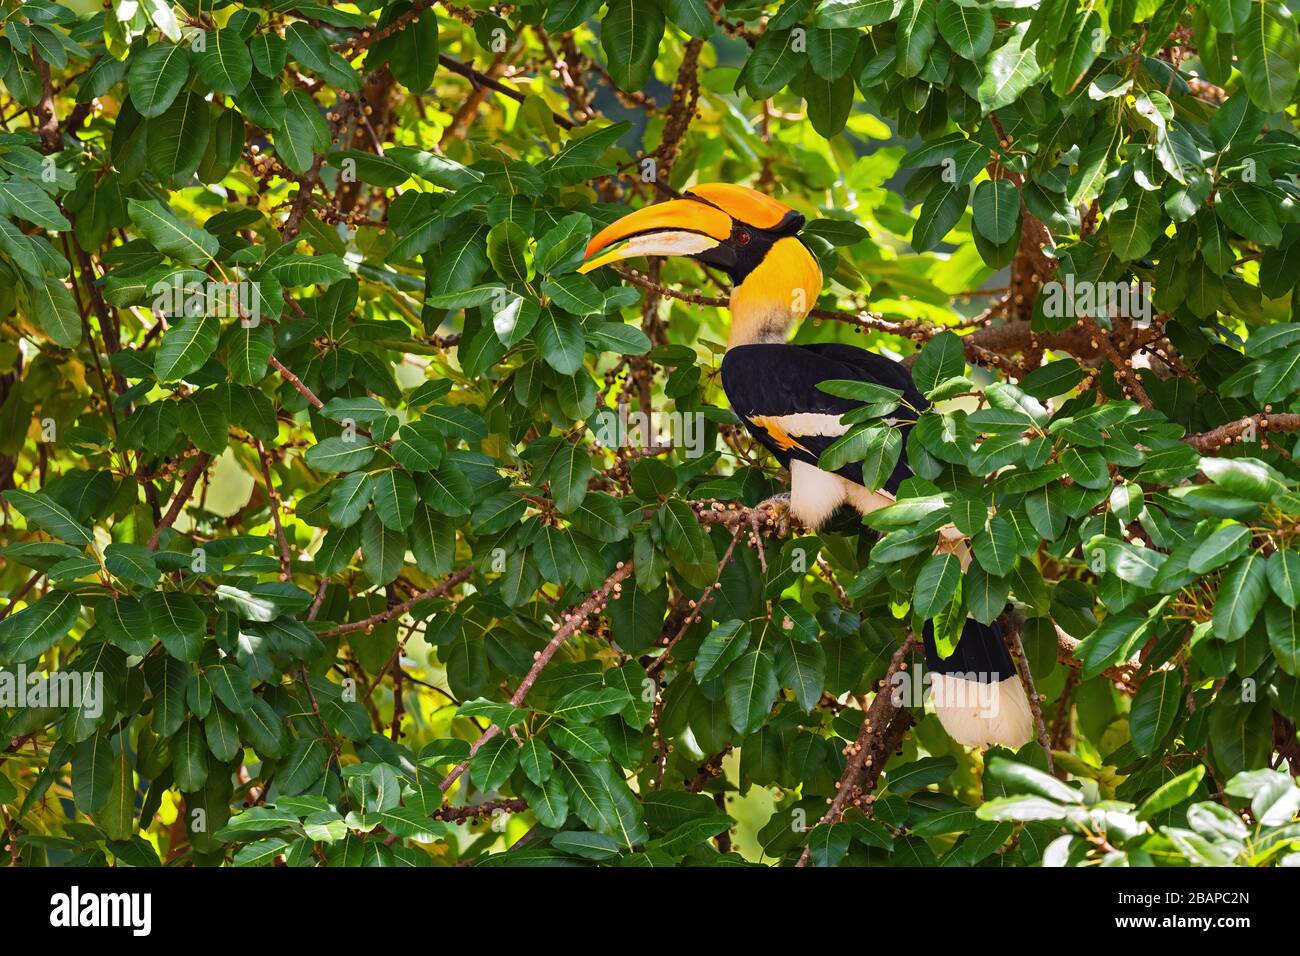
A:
749;415;812;453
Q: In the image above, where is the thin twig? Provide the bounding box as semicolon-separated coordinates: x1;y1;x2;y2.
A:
147;453;211;550
316;566;473;637
1002;612;1054;776
439;562;635;793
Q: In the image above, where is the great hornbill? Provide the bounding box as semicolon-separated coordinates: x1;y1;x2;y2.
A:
580;183;1032;750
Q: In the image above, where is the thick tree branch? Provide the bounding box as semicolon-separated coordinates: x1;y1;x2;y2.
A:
1184;414;1300;453
796;634;918;867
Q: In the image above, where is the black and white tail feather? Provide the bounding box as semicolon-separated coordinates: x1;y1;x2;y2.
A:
923;610;1034;750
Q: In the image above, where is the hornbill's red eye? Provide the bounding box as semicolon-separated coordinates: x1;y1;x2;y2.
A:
737;230;751;244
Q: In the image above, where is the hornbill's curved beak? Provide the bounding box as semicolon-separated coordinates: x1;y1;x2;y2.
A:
579;183;808;282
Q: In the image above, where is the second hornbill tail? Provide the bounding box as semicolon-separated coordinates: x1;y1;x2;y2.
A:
923;616;1034;750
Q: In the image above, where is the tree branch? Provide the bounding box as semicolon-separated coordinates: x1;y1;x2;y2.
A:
439;561;635;793
316;566;473;637
147;453;211;550
1184;414;1300;453
437;55;577;129
1002;611;1054;776
796;633;918;867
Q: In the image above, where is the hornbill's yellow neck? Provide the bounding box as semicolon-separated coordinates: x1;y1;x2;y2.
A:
579;183;823;349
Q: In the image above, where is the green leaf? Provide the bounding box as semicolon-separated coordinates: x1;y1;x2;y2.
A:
206;662;254;713
601;0;665;92
777;636;825;712
914;552;961;619
99;743;136;840
520;738;555;785
522;775;569;828
1051;9;1102;96
814;0;898;28
862;424;905;490
551;687;632;723
978;26;1042;112
1216;185;1283;247
536;212;592;274
3;490;95;547
126;42;190;118
171;719;209;792
195;28;252;95
128;199;218;266
146;591;206;661
277;738;328;795
895;0;937;77
146;89;210;183
1075;598;1168;679
1137;767;1205;820
912;331;966;397
696;619;751;681
1236;0;1300;112
0;590;80;664
72;732;115;813
1266;599;1300;676
360;511;406;585
1188;522;1249;574
725;649;779;735
912;178;969;252
937;3;993;60
1130;669;1182;756
0;180;71;232
372;469;418;530
154;316;219;382
486;220;531;283
971;180;1020;245
1267;550;1300;610
382;5;439;92
550;722;610;761
105;543;160;589
986;756;1082;803
277;89;329;175
535;307;586;375
808;27;859;79
471;736;519;791
305;437;376;473
1107;187;1162;261
225;323;274;385
973;515;1017;576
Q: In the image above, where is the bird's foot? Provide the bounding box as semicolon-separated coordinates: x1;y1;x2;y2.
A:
934;522;972;571
749;493;794;552
745;494;787;573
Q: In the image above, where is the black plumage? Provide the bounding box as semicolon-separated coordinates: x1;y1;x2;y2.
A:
720;342;931;495
923;617;1017;682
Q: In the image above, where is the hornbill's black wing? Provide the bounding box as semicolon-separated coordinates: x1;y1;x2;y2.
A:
720;343;930;495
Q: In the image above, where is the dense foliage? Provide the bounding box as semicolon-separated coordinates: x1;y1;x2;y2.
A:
2;0;1300;867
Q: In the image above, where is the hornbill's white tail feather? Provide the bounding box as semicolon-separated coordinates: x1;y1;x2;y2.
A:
930;672;1035;749
924;616;1034;751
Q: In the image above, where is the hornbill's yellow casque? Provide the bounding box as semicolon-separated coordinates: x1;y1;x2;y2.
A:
580;183;1032;750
